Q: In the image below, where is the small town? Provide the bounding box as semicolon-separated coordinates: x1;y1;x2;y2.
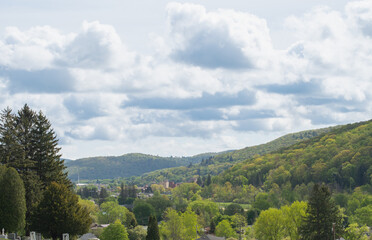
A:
0;0;372;239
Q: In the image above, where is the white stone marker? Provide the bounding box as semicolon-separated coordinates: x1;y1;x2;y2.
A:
62;233;69;240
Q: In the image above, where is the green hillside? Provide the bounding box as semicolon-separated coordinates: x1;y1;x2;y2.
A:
211;119;372;202
128;126;334;185
66;152;222;181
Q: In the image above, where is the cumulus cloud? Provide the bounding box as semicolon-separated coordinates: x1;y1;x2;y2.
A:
166;2;273;69
0;1;372;159
346;0;372;37
57;21;135;69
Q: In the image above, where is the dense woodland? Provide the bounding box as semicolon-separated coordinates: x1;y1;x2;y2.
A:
75;119;371;239
66;152;221;181
126;127;334;185
1;105;371;240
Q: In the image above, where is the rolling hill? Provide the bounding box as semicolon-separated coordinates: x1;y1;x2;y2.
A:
128;126;335;185
215;119;372;191
65;152;223;181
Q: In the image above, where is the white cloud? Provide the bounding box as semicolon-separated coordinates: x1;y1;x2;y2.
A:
166;2;273;69
58;21;135;69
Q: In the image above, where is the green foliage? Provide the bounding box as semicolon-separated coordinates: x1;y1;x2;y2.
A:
253;208;285;240
128;225;147;240
130;127;332;185
225;203;244;216
171;183;201;200
133;200;156;225
145;192;172;221
77;185;99;199
0;105;71;232
66;152;220;181
213;120;372;205
98;201;129;225
344;223;369;240
0;166;26;233
159;208;198;240
300;184;343;240
31;182;91;240
159;208;183;240
101;219;129;240
118;184;137;205
181;209;198;240
281;201;307;240
215;219;236;238
353;205;372;226
78;198;99;223
188;200;220;228
146;215;159;240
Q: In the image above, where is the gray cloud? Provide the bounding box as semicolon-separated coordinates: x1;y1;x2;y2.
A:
185;108;276;121
185;109;224;121
258;80;320;95
0;68;74;93
63;95;106;120
124;90;256;110
171;29;253;69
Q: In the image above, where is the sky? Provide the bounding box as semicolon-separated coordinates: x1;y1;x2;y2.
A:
0;0;371;159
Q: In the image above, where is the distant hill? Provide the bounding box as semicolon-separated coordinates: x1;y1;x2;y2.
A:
129;126;335;185
65;152;223;181
215;119;372;191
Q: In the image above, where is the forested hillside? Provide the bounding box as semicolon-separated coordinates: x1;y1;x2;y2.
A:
129;127;334;184
66;152;222;181
209;119;371;203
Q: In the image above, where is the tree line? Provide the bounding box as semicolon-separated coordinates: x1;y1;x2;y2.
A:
0;105;91;239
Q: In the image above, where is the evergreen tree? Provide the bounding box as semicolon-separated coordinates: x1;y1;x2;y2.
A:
0;108;23;166
146;215;160;240
0;166;26;233
196;176;203;187
31;182;91;240
31;111;70;188
210;219;216;233
300;184;343;240
99;187;109;205
0;105;71;233
118;182;126;205
205;174;212;186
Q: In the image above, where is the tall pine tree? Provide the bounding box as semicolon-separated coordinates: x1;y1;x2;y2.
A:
146;215;160;240
300;183;343;239
31;111;70;187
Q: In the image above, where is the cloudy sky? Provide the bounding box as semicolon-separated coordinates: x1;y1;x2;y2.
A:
0;0;371;159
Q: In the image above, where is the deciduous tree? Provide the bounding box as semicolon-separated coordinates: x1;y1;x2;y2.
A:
215;219;236;239
281;201;307;240
101;220;129;240
253;208;285;240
